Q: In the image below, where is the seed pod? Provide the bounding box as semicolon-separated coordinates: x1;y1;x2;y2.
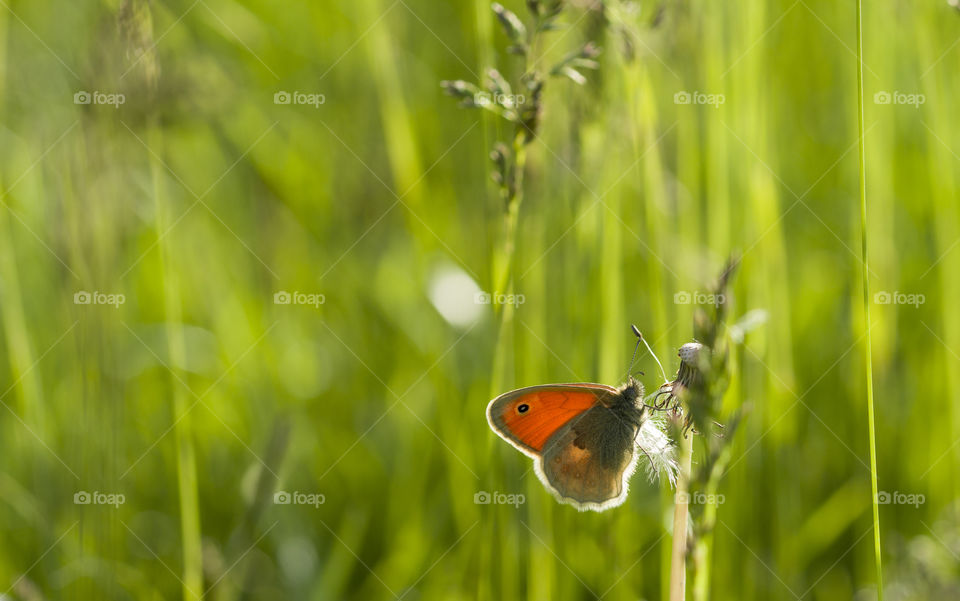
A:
492;3;527;43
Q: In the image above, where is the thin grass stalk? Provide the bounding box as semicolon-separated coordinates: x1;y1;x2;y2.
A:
670;26;708;592
472;3;498;598
470;6;533;600
690;448;719;601
694;1;732;594
518;172;553;601
0;8;52;470
630;66;673;601
855;0;883;596
488;148;524;402
914;2;960;509
598;132;625;383
0;1;42;424
473;0;501;307
489;24;532;403
597;63;630;601
738;2;795;591
0;207;39;422
492;142;526;300
118;3;204;595
669;435;692;601
146;122;203;601
502;35;534;601
359;0;426;203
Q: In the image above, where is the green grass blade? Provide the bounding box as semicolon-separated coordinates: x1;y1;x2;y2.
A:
855;0;884;597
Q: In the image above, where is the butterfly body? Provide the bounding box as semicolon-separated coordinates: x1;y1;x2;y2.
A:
487;378;650;511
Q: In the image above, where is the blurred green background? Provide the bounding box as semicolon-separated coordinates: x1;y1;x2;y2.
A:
1;0;958;599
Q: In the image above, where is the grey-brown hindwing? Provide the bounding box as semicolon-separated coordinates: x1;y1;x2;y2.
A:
538;404;639;506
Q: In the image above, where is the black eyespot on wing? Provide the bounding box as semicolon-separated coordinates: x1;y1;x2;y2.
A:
517;403;529;414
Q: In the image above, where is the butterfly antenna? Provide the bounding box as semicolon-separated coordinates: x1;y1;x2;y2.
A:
626;325;643;379
631;324;670;384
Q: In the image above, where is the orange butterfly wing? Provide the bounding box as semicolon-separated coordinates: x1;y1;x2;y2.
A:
486;384;618;455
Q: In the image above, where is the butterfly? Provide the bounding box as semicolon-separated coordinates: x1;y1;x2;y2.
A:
486;327;677;512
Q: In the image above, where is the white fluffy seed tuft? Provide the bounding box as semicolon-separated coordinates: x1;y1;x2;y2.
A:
636;415;680;487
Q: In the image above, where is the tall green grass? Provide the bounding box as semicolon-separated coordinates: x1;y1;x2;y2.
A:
855;0;884;596
0;1;958;600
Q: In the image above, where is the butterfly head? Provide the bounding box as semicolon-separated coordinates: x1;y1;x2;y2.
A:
621;376;642;401
614;377;647;427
